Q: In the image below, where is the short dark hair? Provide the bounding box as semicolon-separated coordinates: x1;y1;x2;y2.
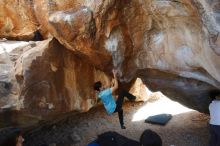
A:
209;90;220;101
140;129;162;146
94;81;102;91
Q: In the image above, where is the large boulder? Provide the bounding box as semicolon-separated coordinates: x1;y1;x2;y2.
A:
0;0;220;127
14;39;111;114
0;39;111;127
0;0;38;40
31;0;220;87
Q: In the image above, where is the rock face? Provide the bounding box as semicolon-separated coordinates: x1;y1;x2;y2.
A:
31;0;220;85
0;0;38;40
15;39;112;114
0;39;111;127
0;0;220;127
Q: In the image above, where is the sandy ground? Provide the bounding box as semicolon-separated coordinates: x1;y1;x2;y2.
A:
24;97;210;146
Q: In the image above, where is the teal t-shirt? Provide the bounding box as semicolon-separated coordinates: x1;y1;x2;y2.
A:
98;88;116;114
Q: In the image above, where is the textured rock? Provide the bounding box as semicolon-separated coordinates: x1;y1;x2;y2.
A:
192;0;220;55
31;0;220;88
0;40;30;109
0;0;220;127
0;0;38;40
15;39;111;114
33;0;117;69
138;69;217;112
0;39;111;127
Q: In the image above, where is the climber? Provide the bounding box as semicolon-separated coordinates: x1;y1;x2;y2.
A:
93;69;136;129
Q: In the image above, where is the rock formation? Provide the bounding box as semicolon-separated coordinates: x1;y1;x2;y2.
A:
0;0;220;127
0;39;112;127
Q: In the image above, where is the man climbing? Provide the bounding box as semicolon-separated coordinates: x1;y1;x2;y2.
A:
93;69;136;129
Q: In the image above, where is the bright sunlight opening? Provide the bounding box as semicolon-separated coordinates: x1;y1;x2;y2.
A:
130;78;194;122
132;94;194;122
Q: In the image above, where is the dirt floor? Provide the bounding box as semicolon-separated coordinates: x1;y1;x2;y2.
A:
24;97;210;146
